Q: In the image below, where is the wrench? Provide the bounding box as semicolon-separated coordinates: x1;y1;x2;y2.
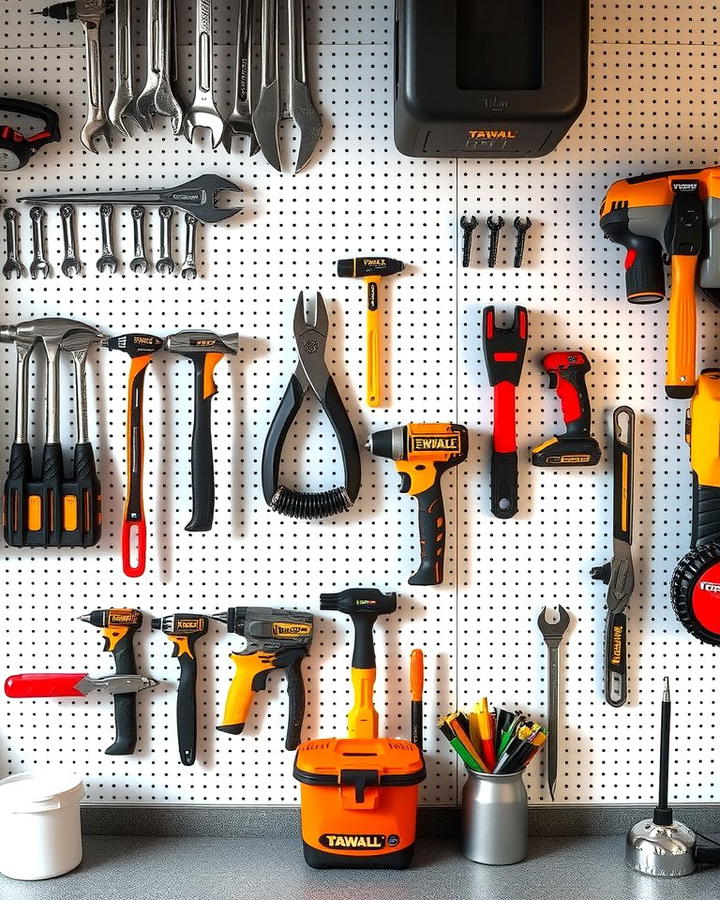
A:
154;0;183;133
108;0;139;136
135;0;161;132
77;0;113;153
60;205;83;277
183;0;225;147
29;207;50;280
222;0;259;155
97;205;118;274
537;605;570;803
156;206;175;274
3;209;25;279
181;214;199;279
130;206;148;273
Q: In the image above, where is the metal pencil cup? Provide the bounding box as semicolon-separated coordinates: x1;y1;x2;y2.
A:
461;769;529;865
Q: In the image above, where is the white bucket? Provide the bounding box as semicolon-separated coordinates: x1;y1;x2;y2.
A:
0;771;85;880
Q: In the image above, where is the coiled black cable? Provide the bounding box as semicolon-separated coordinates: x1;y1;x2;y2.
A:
270;486;352;520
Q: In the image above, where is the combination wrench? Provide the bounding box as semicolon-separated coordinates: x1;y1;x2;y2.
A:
76;0;113;152
181;214;199;279
29;207;50;280
222;0;259;154
60;205;82;277
3;209;25;279
537;606;570;802
97;205;118;274
183;0;225;147
108;0;139;136
154;0;183;133
130;206;148;274
135;0;161;131
156;206;175;274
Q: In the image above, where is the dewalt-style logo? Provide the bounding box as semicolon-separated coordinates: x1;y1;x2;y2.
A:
611;625;624;665
410;435;461;453
320;833;387;850
108;610;140;625
177;617;204;631
272;622;312;637
468;129;518;140
362;259;386;267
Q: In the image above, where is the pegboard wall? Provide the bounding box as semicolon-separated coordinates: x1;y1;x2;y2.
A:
0;2;718;809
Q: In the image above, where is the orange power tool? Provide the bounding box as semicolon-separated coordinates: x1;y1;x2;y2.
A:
367;423;469;586
600;166;720;399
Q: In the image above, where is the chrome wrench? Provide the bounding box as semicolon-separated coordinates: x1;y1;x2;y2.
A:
181;214;199;279
77;0;113;152
60;205;83;277
108;0;139;136
156;206;175;274
222;0;259;155
154;0;183;133
135;0;161;132
97;205;118;274
130;206;148;273
287;0;321;172
183;0;225;147
252;0;280;170
29;207;50;280
537;606;570;802
3;209;25;279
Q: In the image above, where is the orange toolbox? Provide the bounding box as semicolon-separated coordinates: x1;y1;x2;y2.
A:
294;589;425;869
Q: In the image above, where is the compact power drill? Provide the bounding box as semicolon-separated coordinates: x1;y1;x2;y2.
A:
367;423;469;586
600;166;720;398
212;607;314;750
531;352;601;467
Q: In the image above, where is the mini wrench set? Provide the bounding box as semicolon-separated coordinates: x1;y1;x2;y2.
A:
34;0;322;171
459;214;533;269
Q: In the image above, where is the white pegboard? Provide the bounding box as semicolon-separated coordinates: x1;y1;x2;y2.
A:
0;2;718;809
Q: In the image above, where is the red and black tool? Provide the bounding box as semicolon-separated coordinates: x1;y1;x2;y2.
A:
105;334;164;577
78;608;144;755
483;306;528;518
0;99;61;171
672;369;720;644
531;351;601;467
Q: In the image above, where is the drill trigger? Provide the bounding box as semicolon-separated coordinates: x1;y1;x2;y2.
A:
547;371;559;390
399;472;412;494
251;667;273;693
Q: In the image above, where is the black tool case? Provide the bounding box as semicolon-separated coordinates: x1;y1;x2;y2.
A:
394;0;589;159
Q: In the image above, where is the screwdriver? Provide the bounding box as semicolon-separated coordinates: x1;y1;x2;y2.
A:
410;649;424;751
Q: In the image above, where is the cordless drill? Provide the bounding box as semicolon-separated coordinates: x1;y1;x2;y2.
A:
600;166;720;398
78;608;143;755
212;607;314;750
367;423;469;586
320;589;397;739
531;352;601;467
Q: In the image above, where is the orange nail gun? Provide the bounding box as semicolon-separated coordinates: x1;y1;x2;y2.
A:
600;166;720;399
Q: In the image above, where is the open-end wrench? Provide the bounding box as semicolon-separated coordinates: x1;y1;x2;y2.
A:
60;205;82;277
183;0;225;147
222;0;260;155
156;206;175;274
3;209;25;279
287;0;322;172
181;214;199;279
108;0;139;136
77;0;113;153
537;606;570;803
135;0;161;132
29;207;50;280
130;206;148;273
154;0;183;133
252;0;280;170
97;205;118;274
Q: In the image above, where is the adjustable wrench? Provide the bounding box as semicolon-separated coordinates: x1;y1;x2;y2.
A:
108;0;139;136
537;606;570;802
76;0;113;152
154;0;183;133
183;0;225;147
135;0;161;131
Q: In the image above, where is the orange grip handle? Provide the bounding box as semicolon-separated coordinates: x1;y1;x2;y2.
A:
666;254;698;398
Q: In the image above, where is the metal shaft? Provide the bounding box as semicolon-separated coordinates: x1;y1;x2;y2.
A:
44;340;61;445
69;350;90;444
14;342;34;445
546;645;559;800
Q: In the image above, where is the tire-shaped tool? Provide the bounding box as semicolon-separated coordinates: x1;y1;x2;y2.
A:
671;368;720;645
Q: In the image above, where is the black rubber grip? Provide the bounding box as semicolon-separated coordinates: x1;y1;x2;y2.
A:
176;652;198;766
349;615;378;669
186;359;215;532
71;442;102;546
320;376;361;504
604;612;627;707
106;692;137;756
601;213;665;303
41;442;64;546
4;441;32;545
284;653;306;751
261;374;304;506
490;450;518;518
0;98;61;143
409;481;445;586
692;479;720;547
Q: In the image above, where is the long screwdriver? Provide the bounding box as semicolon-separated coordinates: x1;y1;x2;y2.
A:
410;648;424;751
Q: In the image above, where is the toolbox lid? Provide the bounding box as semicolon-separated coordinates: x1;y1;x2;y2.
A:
293;737;426;789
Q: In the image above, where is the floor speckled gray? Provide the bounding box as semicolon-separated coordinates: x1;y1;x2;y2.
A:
0;836;717;900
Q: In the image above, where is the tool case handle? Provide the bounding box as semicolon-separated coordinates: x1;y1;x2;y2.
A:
0;98;61;146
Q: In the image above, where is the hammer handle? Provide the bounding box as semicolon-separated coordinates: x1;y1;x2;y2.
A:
666;254;698;399
185;354;222;532
365;277;382;407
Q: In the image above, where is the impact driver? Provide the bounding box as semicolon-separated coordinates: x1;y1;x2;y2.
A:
600;165;720;398
212;607;314;750
531;352;601;467
367;423;469;586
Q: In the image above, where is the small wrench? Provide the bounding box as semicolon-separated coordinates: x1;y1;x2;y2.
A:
156;206;175;274
183;0;225;147
60;205;82;277
154;0;183;133
3;208;25;279
77;0;113;152
108;0;139;136
97;205;118;274
135;0;161;132
181;214;199;279
537;606;570;802
29;207;50;280
130;206;148;273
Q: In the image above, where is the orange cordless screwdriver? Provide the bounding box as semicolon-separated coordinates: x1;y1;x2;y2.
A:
410;648;424;751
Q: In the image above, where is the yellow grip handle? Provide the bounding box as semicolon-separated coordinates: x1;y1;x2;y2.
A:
666;254;698;398
348;667;378;740
218;651;276;734
366;307;382;408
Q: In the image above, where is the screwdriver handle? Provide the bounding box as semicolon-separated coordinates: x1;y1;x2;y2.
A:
4;442;33;546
